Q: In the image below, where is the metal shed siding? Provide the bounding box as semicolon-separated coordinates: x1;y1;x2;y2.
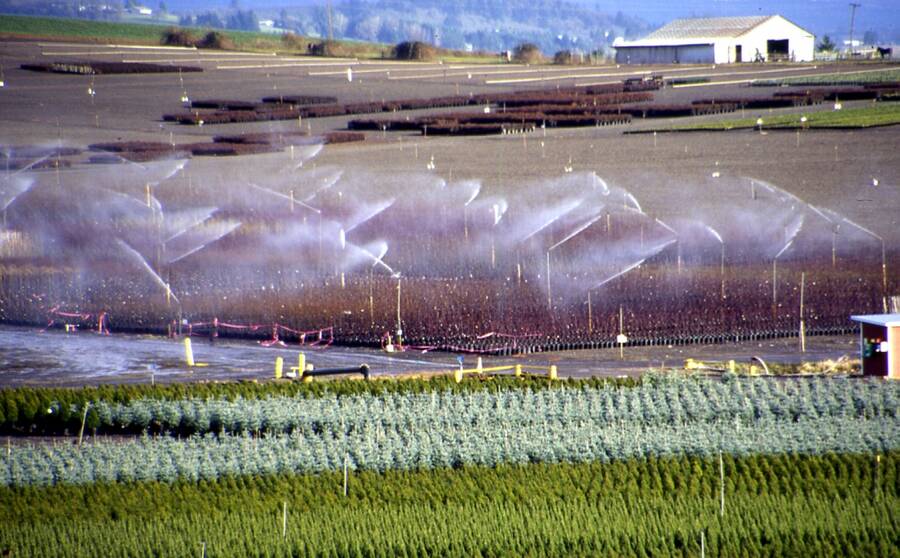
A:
615;45;714;64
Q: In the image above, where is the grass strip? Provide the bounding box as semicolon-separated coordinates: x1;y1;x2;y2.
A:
752;67;900;86
636;102;900;132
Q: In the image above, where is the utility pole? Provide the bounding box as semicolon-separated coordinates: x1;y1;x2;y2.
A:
326;0;334;41
848;3;861;57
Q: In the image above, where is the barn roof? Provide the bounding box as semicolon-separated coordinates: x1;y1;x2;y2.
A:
645;16;771;41
615;15;809;48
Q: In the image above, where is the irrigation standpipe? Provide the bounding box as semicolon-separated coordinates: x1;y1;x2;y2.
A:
395;276;402;348
799;271;806;353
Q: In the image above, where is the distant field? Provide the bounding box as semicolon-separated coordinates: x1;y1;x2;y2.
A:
0;14;495;61
0;14;170;43
646;102;900;131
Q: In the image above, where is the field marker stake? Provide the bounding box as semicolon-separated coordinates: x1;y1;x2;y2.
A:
719;451;725;517
282;501;287;539
343;454;349;497
78;403;89;446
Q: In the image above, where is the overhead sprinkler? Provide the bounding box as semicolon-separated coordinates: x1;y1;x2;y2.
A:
772;239;794;307
706;225;726;298
654;218;680;272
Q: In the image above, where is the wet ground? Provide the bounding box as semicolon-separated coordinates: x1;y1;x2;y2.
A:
0;324;858;387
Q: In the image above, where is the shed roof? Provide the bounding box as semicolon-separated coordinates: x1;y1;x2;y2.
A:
851;314;900;327
615;15;809;48
646;16;770;41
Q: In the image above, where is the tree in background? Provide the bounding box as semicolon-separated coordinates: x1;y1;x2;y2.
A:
816;35;836;52
513;42;543;64
394;41;437;61
553;50;574;65
226;10;258;32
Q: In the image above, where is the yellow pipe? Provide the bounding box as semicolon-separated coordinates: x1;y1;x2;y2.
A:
275;357;283;379
549;365;558;380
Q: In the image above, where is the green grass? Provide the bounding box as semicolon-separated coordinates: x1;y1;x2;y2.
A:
0;14;173;43
646;102;900;132
753;67;900;86
0;452;895;557
0;14;500;62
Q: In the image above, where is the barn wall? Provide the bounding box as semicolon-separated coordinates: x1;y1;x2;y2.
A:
739;16;815;62
890;326;899;379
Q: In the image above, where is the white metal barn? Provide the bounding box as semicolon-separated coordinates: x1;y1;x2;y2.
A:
614;16;815;64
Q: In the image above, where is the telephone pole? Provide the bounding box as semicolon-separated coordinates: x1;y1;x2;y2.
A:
326;0;334;41
848;3;861;57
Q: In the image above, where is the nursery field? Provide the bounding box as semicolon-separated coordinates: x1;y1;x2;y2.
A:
1;452;896;557
0;374;898;556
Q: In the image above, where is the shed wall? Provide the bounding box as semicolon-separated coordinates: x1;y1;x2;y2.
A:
615;45;714;64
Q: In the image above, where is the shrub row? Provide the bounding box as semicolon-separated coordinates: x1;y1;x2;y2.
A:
260;94;338;105
189;99;259;111
211;131;311;145
690;97;796;110
2;377;897;485
350;111;631;134
164;84;653;126
0;376;639;435
21;62;202;75
821;88;881;101
1;453;895;557
321;131;365;144
499;91;653;108
771;91;827;104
